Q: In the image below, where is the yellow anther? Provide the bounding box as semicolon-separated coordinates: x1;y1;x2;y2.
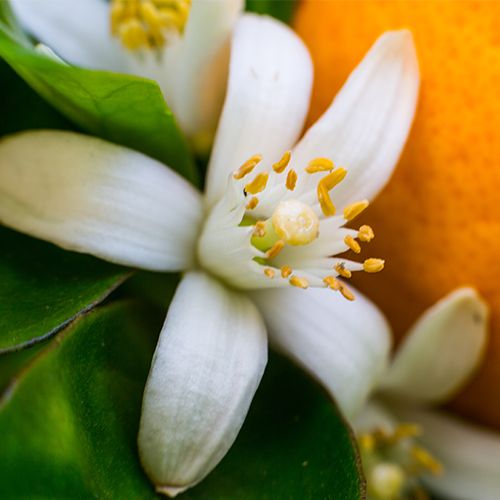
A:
358;433;376;452
321;168;347;190
280;265;293;278
323;276;342;291
358;224;375;242
392;423;422;442
305;157;334;173
266;240;285;259
317;182;336;216
410;446;443;475
233;154;262;180
363;258;385;273
344;200;369;221
286;169;298;191
264;268;275;279
340;284;355;301
317;169;347;217
110;0;191;50
289;276;309;289
246;197;259;210
344;235;361;254
245;172;269;195
335;262;352;279
272;151;291;173
252;221;266;238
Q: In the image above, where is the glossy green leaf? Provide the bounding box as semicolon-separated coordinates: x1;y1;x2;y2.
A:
0;227;129;353
0;7;197;184
0;297;364;499
0;58;74;136
245;0;298;24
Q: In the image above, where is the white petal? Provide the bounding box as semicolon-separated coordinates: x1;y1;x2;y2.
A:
291;30;419;207
251;285;391;418
380;288;489;404
10;0;128;71
390;406;500;500
205;13;313;206
164;0;243;143
0;131;203;271
138;271;267;495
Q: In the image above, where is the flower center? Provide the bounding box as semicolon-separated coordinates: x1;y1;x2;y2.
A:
358;424;443;500
198;152;385;295
110;0;190;51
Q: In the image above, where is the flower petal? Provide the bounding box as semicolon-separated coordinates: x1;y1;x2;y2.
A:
291;30;419;207
251;285;391;418
0;131;203;271
138;271;267;496
390;406;500;500
380;288;489;404
10;0;128;71
164;0;243;143
205;13;313;206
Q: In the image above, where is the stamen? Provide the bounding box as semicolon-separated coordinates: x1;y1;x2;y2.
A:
411;446;443;475
252;221;266;238
340;284;355;301
234;154;262;180
286;169;298;191
272;151;291;173
245;172;269;195
335;263;352;279
344;200;369;221
344;235;361;254
358;224;375;242
266;240;285;259
110;0;191;51
246;196;259;210
289;276;309;289
264;268;275;279
280;265;293;278
305;157;334;173
317;183;336;216
323;276;342;291
317;168;347;217
363;258;385;273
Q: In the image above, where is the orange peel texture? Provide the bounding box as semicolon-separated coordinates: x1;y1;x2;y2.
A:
294;0;500;429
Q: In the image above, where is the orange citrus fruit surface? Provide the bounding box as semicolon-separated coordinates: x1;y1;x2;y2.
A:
294;0;500;429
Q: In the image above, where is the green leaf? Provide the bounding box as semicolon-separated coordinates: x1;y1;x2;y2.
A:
0;8;198;184
0;297;364;499
0;227;129;353
0;58;74;136
245;0;298;24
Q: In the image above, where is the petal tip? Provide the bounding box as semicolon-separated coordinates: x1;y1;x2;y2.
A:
156;485;189;498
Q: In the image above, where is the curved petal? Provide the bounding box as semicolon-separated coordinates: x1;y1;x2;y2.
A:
291;30;419;207
380;288;489;404
0;131;203;271
390;406;500;500
165;0;243;143
205;13;313;206
251;285;391;418
10;0;128;71
138;271;267;496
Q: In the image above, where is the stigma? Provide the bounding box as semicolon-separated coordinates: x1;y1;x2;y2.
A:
197;151;385;297
110;0;191;51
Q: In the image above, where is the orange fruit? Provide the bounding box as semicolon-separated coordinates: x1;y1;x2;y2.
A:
294;0;500;429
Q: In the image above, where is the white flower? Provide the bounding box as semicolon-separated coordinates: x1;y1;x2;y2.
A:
0;14;419;496
11;0;244;146
347;287;500;500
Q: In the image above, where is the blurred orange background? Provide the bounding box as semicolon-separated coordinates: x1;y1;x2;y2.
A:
294;0;500;429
